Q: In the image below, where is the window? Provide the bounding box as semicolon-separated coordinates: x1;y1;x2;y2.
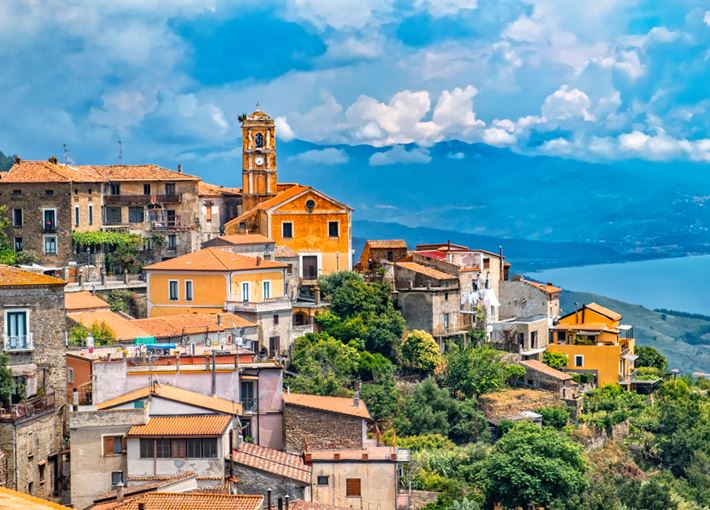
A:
186;439;202;458
202;439;218;458
27;482;33;495
282;222;293;239
88;205;93;225
240;381;255;412
444;292;449;301
67;368;74;384
128;206;144;223
574;355;584;367
328;221;339;238
168;280;179;301
557;331;566;344
269;336;280;357
38;463;45;484
517;332;525;345
263;280;271;300
255;133;264;148
305;199;316;212
143;184;151;195
386;250;394;261
103;435;124;456
167;234;177;250
483;258;490;269
108;183;120;195
443;313;450;331
12;209;22;227
185;281;193;302
156;439;171;458
531;331;538;349
317;476;329;486
140;439;154;458
205;202;213;222
5;310;29;350
171;439;187;458
105;206;122;225
44;236;57;255
165;183;176;196
346;478;361;497
273;314;279;325
45;189;54;197
74;205;80;226
43;209;57;231
242;282;250;303
14;237;22;252
12;190;21;196
111;472;124;486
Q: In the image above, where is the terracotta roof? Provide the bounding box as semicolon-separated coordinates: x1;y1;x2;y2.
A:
283;393;370;419
198;181;241;196
555;322;615;332
67;310;150;342
131;313;256;339
585;302;622;321
0;160;198;183
413;250;447;260
274;245;298;258
98;492;263;510
366;240;407;249
395;261;456;281
81;164;199;182
231;442;311;484
290;501;351;510
128;415;232;437
520;360;572;381
0;265;66;287
522;280;561;295
144;247;286;272
97;383;241;415
65;291;111;311
93;472;197;503
215;234;274;245
0;487;72;509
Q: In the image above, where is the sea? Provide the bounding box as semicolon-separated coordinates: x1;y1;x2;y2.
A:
527;254;710;316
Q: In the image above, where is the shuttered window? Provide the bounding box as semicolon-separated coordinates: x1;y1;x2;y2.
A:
346;478;361;497
103;436;124;456
171;439;187;458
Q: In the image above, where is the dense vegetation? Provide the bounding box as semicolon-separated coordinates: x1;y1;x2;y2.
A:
286;272;710;510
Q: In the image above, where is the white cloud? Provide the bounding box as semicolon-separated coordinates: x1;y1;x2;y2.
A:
369;145;432;166
276;116;296;141
414;0;477;17
703;10;710;26
483;127;516;146
284;0;394;30
541;85;594;121
289;147;349;164
432;85;485;136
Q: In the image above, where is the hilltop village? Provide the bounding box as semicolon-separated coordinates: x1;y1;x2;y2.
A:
0;108;706;510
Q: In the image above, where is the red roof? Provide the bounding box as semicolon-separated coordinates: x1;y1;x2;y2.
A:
231;442;311;484
283;393;370;419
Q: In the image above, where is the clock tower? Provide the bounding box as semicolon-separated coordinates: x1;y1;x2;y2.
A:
241;105;278;211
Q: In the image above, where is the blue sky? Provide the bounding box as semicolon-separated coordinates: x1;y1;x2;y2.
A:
0;0;708;181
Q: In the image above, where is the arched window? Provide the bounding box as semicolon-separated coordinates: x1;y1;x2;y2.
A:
255;133;264;148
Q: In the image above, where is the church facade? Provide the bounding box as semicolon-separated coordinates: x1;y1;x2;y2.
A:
224;108;353;280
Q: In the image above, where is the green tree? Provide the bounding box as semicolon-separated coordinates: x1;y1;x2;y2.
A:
543;350;569;370
539;405;571;429
635;346;668;372
0;205;17;265
287;332;360;395
402;330;443;372
443;344;512;397
69;324;90;345
361;380;400;424
0;353;15;407
476;422;588;510
90;321;116;346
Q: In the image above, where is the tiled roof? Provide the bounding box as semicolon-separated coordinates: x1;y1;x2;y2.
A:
82;164;199;182
127;415;232;437
65;291;111;311
395;261;456;281
97;383;242;415
290;501;351;510
131;313;256;339
67;310;150;342
283;393;370;419
413;250;447;260
274;245;298;258
216;234;274;245
0;265;66;287
585;302;622;321
93;472;197;503
144;248;286;272
198;181;241;196
0;160;198;183
0;487;72;509
99;492;263;510
522;280;562;295
520;360;572;381
231;442;311;484
366;240;407;249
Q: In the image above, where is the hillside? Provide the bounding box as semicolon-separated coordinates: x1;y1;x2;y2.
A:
0;150;15;172
561;290;710;373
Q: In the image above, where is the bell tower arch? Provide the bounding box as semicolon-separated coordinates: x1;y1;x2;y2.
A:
241;105;277;211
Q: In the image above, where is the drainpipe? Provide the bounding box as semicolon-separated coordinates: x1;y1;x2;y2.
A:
499;245;504;281
211;351;217;397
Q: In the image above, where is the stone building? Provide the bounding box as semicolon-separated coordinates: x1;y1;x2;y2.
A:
356;240;408;273
499;277;561;322
490;315;549;360
0;265;67;501
197;182;242;245
282;393;369;454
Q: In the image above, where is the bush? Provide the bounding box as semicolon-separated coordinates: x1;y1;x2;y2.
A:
543;351;569;369
539;405;571;429
383;433;454;451
402;330;443;372
443;344;514;397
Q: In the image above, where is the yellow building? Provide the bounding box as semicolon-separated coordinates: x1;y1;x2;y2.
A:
224;108;353;280
144;247;292;355
547;302;636;387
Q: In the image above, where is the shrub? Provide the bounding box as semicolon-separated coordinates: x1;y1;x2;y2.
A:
402;330;443;372
543;351;569;369
539;405;571;429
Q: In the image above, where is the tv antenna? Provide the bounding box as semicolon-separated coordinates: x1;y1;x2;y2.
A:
118;140;124;164
63;144;74;165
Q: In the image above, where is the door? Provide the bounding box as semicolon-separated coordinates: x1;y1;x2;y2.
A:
302;256;318;280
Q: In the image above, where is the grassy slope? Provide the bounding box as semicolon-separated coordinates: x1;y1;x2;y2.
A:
561;290;710;373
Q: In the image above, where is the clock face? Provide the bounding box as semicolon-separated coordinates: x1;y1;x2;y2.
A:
255;156;264;166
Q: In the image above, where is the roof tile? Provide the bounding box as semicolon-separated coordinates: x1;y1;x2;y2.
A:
366;240;407;249
0;265;66;287
99;492;263;510
144;248;286;272
97;383;242;415
231;442;311;484
127;415;232;437
131;313;255;339
65;291;111;311
283;393;370;420
520;359;572;381
395;261;456;281
67;310;150;342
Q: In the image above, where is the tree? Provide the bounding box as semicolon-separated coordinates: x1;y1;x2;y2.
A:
635;346;668;372
0;353;15;407
476;422;588;510
543;350;569;370
443;344;512;398
361;380;400;424
539;405;571;429
90;321;116;346
402;330;443;372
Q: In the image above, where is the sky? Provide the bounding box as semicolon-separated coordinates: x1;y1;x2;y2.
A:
0;0;708;180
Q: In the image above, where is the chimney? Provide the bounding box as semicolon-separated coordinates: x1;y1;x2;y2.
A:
138;504;145;510
116;482;124;503
256;256;262;266
353;380;361;407
499;245;504;281
285;495;290;510
48;155;58;164
575;302;580;324
177;163;183;173
267;489;272;510
217;314;222;325
14;156;21;164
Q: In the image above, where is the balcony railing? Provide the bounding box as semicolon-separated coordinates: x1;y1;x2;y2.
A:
3;333;34;351
104;194;182;205
0;391;55;421
225;297;292;314
241;398;257;413
42;224;58;233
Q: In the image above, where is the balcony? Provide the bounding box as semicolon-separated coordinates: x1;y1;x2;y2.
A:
104;193;182;205
240;398;257;414
225;297;292;314
3;333;34;352
42;224;58;233
149;220;192;232
0;391;55;421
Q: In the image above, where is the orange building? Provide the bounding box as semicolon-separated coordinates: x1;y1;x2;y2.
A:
547;302;636;387
224;108;353;280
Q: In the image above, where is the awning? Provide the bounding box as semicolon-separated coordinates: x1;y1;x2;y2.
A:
133;337;156;345
623;354;639;361
146;343;176;350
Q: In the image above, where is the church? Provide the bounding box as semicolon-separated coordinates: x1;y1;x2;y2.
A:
224;107;353;280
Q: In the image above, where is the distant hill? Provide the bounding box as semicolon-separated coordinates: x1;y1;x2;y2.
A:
0;150;15;172
561;290;710;373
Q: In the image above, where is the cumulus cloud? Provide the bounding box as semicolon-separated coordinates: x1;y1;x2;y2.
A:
275;116;296;141
483;127;516;146
369;145;432;166
284;0;394;30
541;85;594;121
289;147;349;164
414;0;477;17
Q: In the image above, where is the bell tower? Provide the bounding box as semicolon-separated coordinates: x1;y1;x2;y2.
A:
241;105;278;211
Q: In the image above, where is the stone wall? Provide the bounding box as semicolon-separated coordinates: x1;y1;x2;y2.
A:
499;280;559;321
283;405;363;453
230;463;306;502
